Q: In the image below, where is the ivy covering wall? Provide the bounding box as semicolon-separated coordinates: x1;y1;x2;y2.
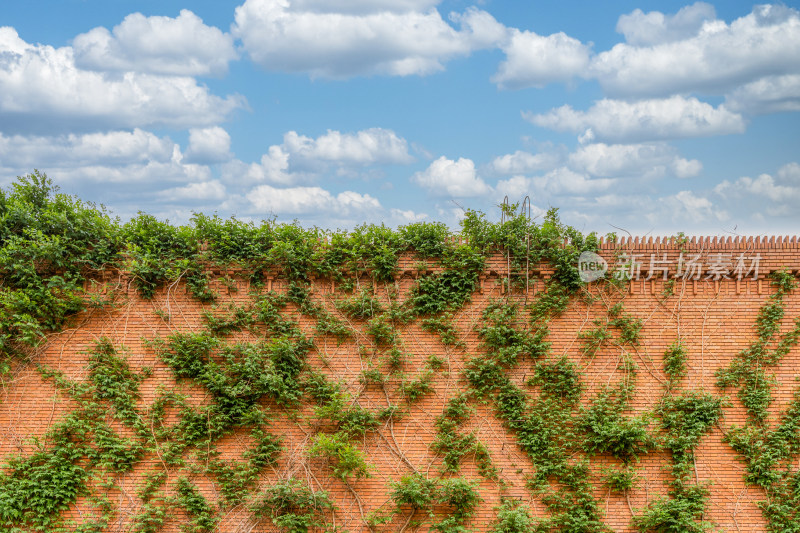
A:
0;171;798;532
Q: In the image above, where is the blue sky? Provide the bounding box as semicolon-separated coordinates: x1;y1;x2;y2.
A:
1;1;798;235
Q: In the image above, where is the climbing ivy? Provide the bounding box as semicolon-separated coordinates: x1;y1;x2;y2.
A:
2;172;799;532
714;271;800;532
251;478;335;533
431;393;497;478
716;270;800;422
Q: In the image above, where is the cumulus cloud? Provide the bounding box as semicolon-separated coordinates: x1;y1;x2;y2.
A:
232;0;506;78
0;129;175;168
655;190;727;224
558;162;800;232
725;74;800;114
0;27;244;134
531;167;616;195
592;4;800;98
390;207;428;223
568;143;702;179
671;157;703;179
492;29;591;89
290;0;440;14
73;10;237;77
0;129;220;222
524;96;745;142
284;128;413;166
235;147;294;185
487;150;561;176
0;126;421;227
485;143;704;229
2;157;216;220
411;156;491;197
615;2;716;46
184;127;233;164
494;175;534;200
247;183;380;215
161;180;227;202
228;128;413;186
714;162;800;218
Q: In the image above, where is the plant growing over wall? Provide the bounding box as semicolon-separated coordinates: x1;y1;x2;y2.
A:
309;432;373;482
578;386;655;462
633;339;724;533
465;297;611;531
421;313;464;347
409;245;485;316
153;332;312;411
698;270;800;533
602;465;639;493
251;478;335;533
490;499;536;533
0;339;155;530
336;289;384;320
173;478;218;532
8;172;800;532
0;172;120;370
663;341;688;385
716;270;800;422
387;474;482;531
431;393;496;478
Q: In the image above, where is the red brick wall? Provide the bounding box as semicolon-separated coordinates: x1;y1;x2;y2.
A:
1;235;798;532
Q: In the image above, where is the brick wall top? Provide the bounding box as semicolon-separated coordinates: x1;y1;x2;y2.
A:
598;234;800;250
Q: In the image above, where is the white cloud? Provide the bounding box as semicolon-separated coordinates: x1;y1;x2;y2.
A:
73;10;237;77
615;2;716;46
672;157;703;179
235;146;294;185
570;190;726;231
390;208;428;223
0;129;175;168
232;0;505;78
226;128;414;186
41;156;212;187
0;27;244;134
411;156;491;197
568;143;702;179
289;0;440;14
654;190;727;224
495;175;533;199
247;183;380;215
593;4;800;98
161;180;227;202
525;96;745;142
714;162;800;210
492;29;591;89
531;167;616;195
184;127;233;164
0;129;218;219
284;128;413;166
487;150;561;176
725;74;800;114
